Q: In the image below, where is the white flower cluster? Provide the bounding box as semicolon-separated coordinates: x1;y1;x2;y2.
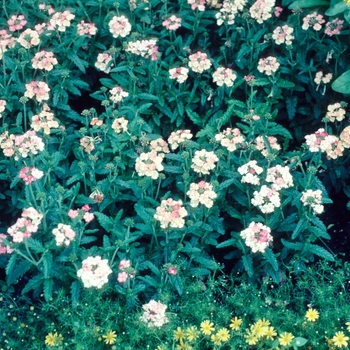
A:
272;25;294;45
168;130;193;150
111;117;128;133
150;138;170;157
125;39;159;60
215;0;240;26
191;149;219;175
135;150;164;179
325;102;347;122
238;160;263;185
52;223;76;247
110;86;129;103
108;15;132;38
212;67;237;87
188;51;212;73
140;300;169;328
215;127;245;152
300;189;324;215
169;67;189;83
154;198;188;229
265;165;293;190
257;56;280;76
187;181;217;208
240;222;273;253
255;135;281;156
251;185;281;214
77;256;112;289
249;0;275;24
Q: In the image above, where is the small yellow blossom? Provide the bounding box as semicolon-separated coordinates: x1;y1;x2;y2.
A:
305;308;319;322
252;323;266;338
174;327;185;343
230;316;242;331
210;333;222;346
45;332;63;347
185;326;199;342
244;330;258;345
200;320;215;336
256;318;271;327
344;0;350;7
265;326;277;340
102;330;117;345
332;331;349;348
216;327;230;342
279;332;294;346
345;322;350;332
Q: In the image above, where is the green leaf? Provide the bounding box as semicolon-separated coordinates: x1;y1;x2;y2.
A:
281;239;303;250
171;275;183;295
288;0;329;9
26;238;45;253
67;52;88;74
43;252;52;278
216;239;235;248
305;243;334;261
216;178;236;191
163;165;183;174
292;217;307;239
71;280;81;307
186;108;202;126
253;78;270;86
142;261;161;276
134;203;154;222
276;79;295;88
80;236;98;245
7;259;32;285
95;212;114;233
138;93;158;101
331;70;350;94
325;1;348;16
286;96;297;120
264;248;278;271
6;253;17;276
242;254;254;277
138;275;159;287
22;274;44;294
43;278;53;301
292;337;308;347
103;235;111;248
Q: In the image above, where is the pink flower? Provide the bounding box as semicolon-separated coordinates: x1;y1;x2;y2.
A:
7;15;27;32
83;212;94;223
274;6;283;17
17;29;40;48
0;233;14;254
32;51;58;71
68;209;79;219
108;16;131;38
117;272;128;283
119;259;131;270
325;18;343;36
77;20;97;37
162;15;182;30
188;0;206;11
81;204;91;212
24;81;50;103
19;167;44;185
50;11;75;32
168;267;177;275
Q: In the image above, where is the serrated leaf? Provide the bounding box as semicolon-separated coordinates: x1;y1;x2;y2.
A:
331;70;350;94
242;254;254;277
26;238;45;253
264;248;278;271
171;275;183;295
43;252;52;278
134;203;153;222
95;212;114;232
163;165;183;174
292;217;307;239
71;280;81;307
286;96;297;120
186;108;202;126
5;253;17;276
305;243;334;261
22;274;44;294
276;79;295;88
67;52;88;73
103;235;111;248
138;275;159;287
325;1;348;16
44;278;53;301
281;238;304;250
143;261;161;276
138;93;158;101
216;239;235;248
7;259;31;285
80;236;98;245
216;178;236;191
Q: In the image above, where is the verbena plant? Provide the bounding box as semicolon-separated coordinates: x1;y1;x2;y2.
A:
0;0;349;307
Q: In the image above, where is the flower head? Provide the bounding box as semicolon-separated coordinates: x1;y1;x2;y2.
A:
200;320;215;336
45;332;63;346
279;332;294;346
103;331;117;345
332;331;349;348
305;308;319;322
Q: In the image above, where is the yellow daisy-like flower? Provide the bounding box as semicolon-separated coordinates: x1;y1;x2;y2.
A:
174;327;185;343
265;326;277;340
251;323;267;338
279;332;294;346
345;322;350;332
45;332;63;347
332;331;349;348
200;320;215;336
210;333;222;346
344;0;350;7
256;318;271;327
305;308;319;322
244;330;258;346
230;316;242;331
216;328;230;342
185;326;199;342
102;330;117;345
176;343;193;350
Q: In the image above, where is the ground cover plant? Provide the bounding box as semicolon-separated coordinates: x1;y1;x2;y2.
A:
0;0;350;348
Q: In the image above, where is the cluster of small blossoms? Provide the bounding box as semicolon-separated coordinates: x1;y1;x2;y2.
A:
7;208;43;243
238;160;264;185
215;1;239;26
191;149;219;175
17;29;40;49
272;25;294;45
111;117;128;133
154;198;188;229
77;21;97;37
90;118;103;127
168;130;193;150
140;300;169;328
187;181;217;208
24;81;50;103
8;15;27;32
0;100;6;118
305;128;336;152
135;151;164;179
187;0;206;11
325;18;344;36
251;185;281;214
300;189;324;214
77;256;112;289
108;15;132;38
32;51;58;71
80;136;100;154
95;53;114;74
212;67;237;87
266;165;294;190
257;56;280;76
340;126;350;148
38;3;55;15
240;222;273;253
52;223;76;247
249;0;275;24
188;51;212;73
126;40;159;61
169;67;189;83
50;11;75;32
302;12;325;31
68;204;95;223
150;138;170;157
325;102;347;122
0;30;16;59
0;234;13;254
255;135;281;156
31;106;59;134
110;86;129;103
162;15;182;30
19;167;44;185
314;71;332;94
215;128;245;152
117;259;135;283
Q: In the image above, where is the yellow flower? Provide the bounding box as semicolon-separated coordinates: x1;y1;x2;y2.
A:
305;308;319;322
332;331;349;348
230;316;242;331
345;322;350;332
256;318;270;327
45;332;63;347
103;330;117;345
279;332;294;346
185;326;199;342
251;323;267;338
344;0;350;7
210;333;222;346
244;330;258;346
216;328;230;342
265;326;277;340
200;320;215;336
176;343;192;350
174;327;185;343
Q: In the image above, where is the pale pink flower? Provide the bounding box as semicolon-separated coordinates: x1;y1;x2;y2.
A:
325;18;343;36
168;130;193;150
154;198;188;229
187;181;217;208
7;15;27;32
215;128;245;152
83;212;94;223
126;40;159;61
19;167;44;185
265;165;294;190
325;102;347;122
32;51;58;71
302;12;325;31
215;0;245;26
238;160;263;185
255;135;281;156
249;0;275;24
169;67;189;83
119;259;131;270
108;15;132;38
240;222;272;253
12;130;45;160
90;118;103;126
212;67;237;87
52;223;76;246
274;6;283;17
82;204;91;212
31;106;59;134
117;260;135;283
191;149;219;175
251;185;281;214
188;0;206;11
0;100;6;118
272;25;294;45
50;11;75;32
135;151;164;179
110;86;129;103
301;189;324;214
140;300;169;327
340;126;350;148
162;15;182;30
111;117;128;133
168;266;177;275
150;138;170;157
68;209;79;219
95;52;114;73
80;136;99;154
24;81;50;103
0;233;14;254
188;51;212;73
257;56;280;76
117;272;129;283
77;20;97;37
17;29;40;48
